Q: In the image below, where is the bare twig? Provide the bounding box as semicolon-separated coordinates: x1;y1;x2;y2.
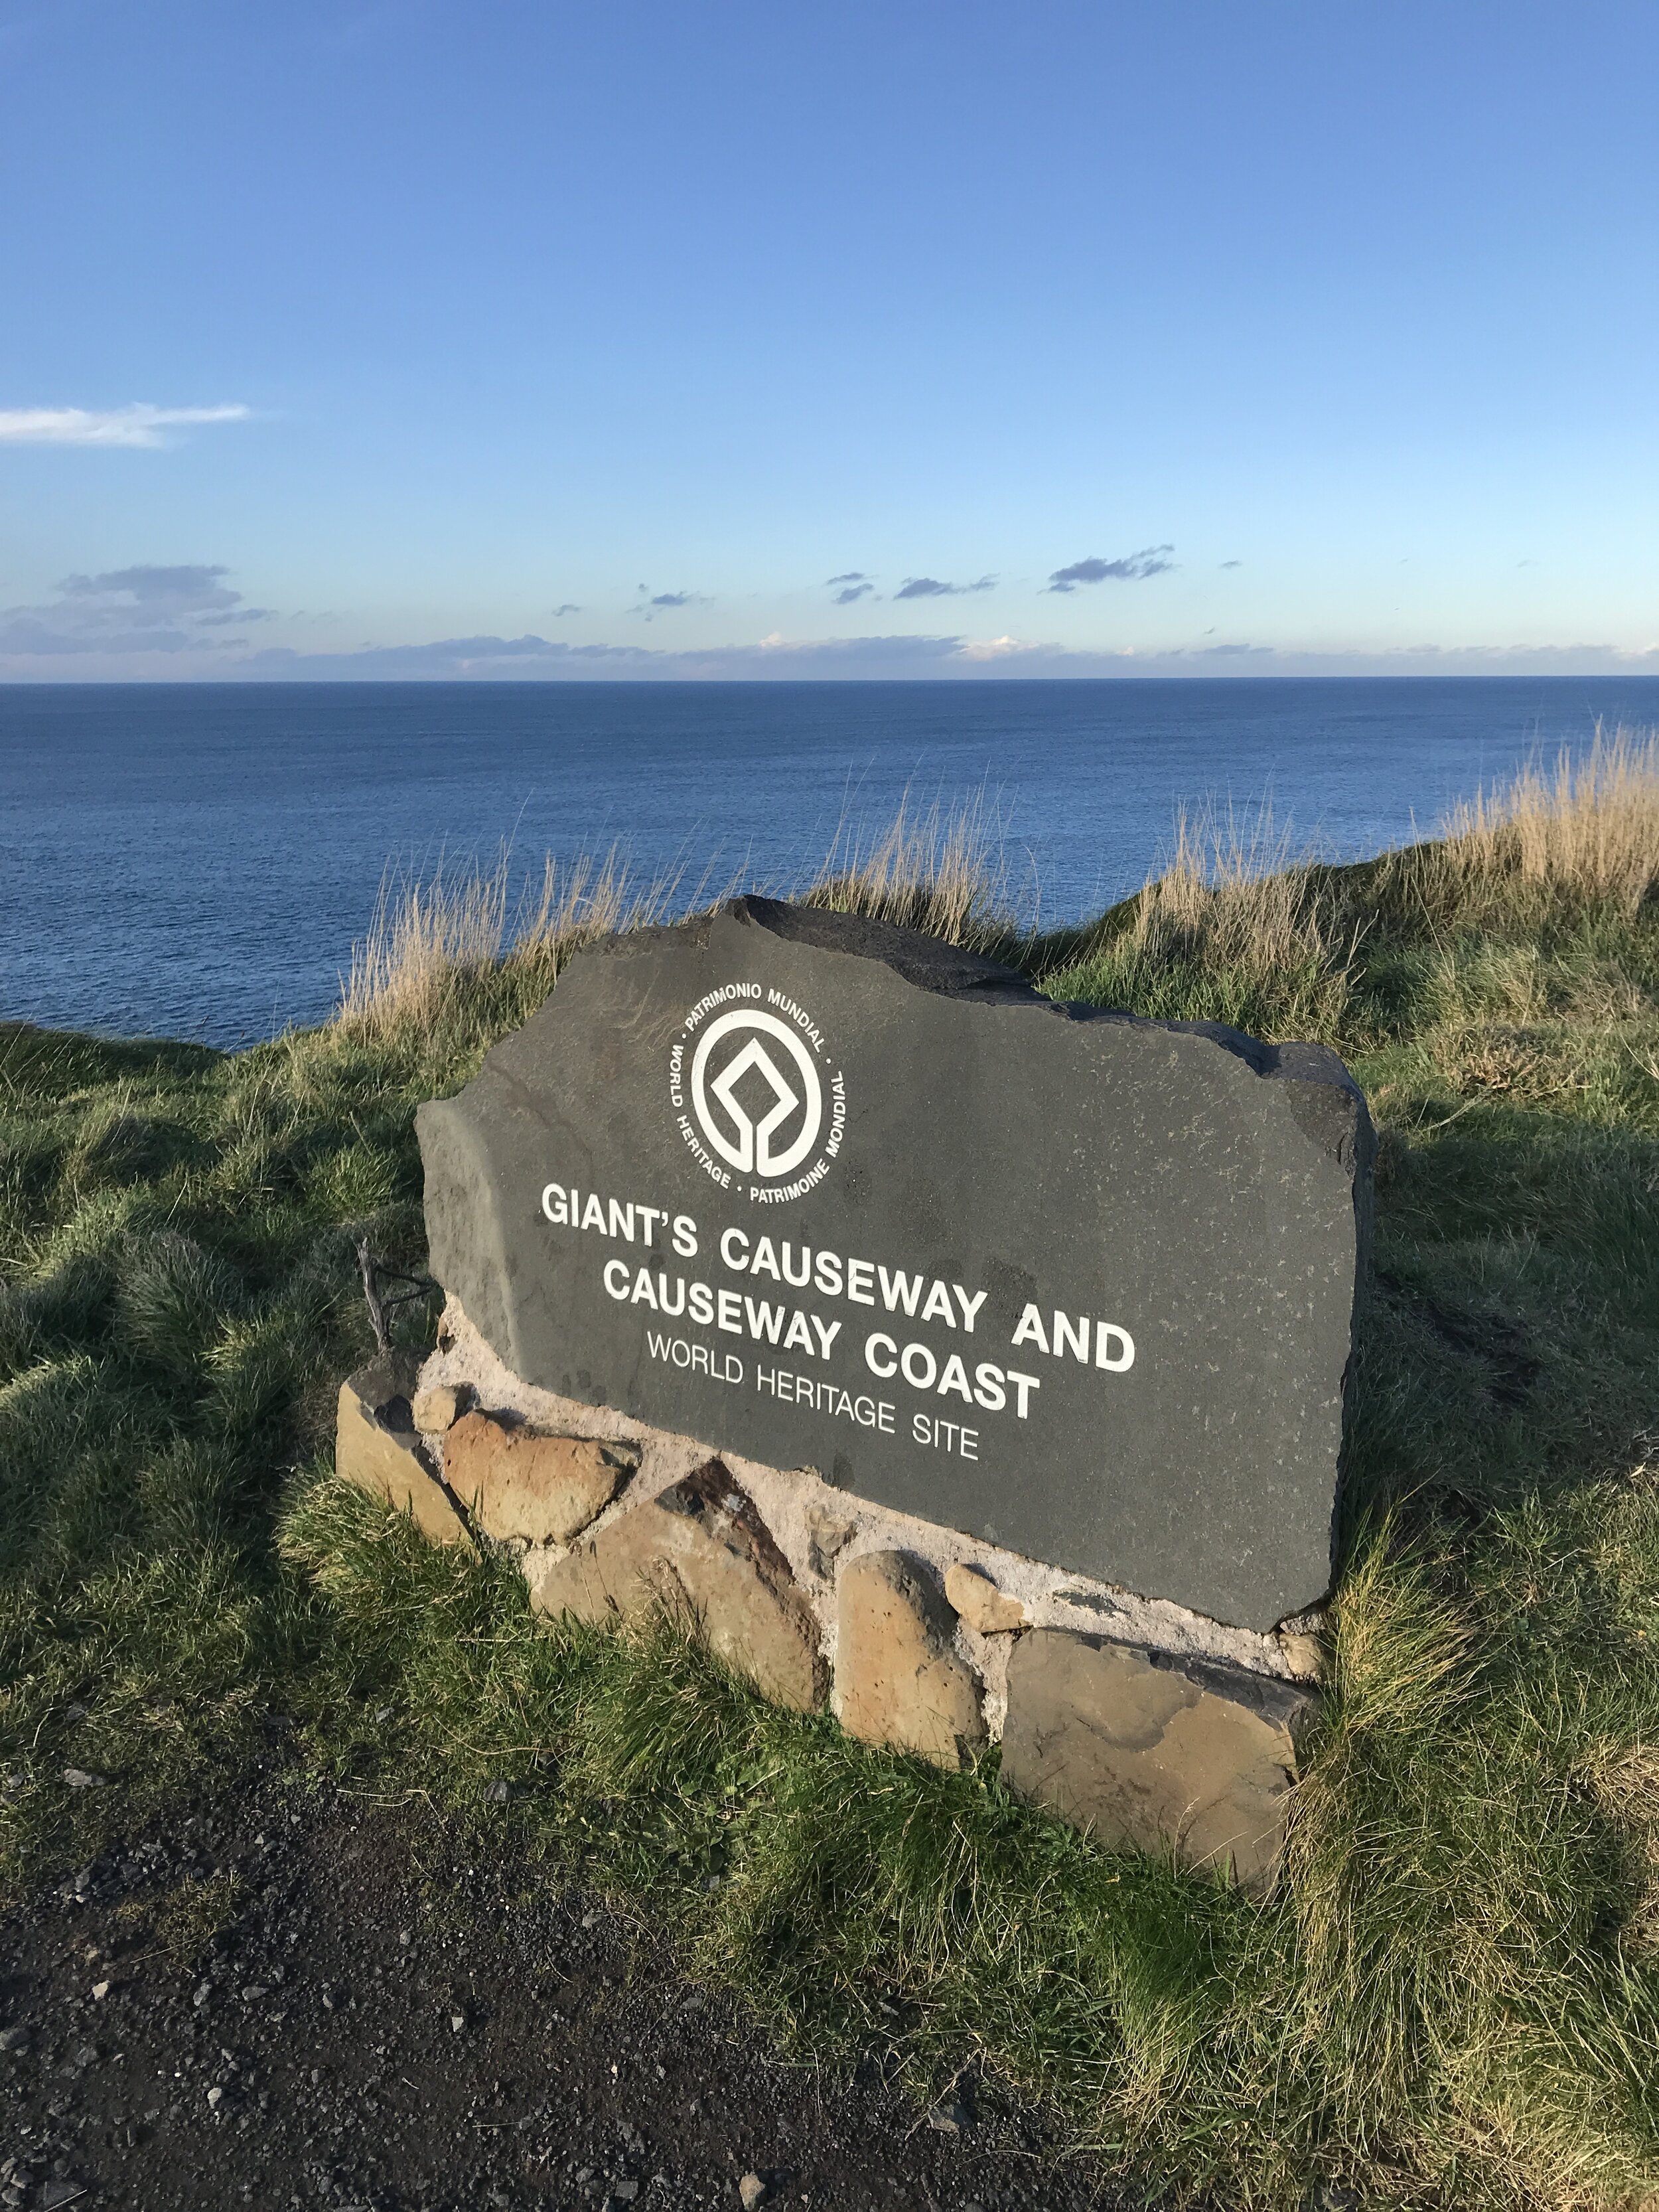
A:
356;1238;439;1355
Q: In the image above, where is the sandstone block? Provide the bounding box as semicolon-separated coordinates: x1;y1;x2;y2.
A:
1277;1631;1325;1682
443;1411;636;1546
1000;1629;1311;1894
836;1550;986;1769
412;1382;467;1434
529;1460;826;1712
336;1358;468;1547
805;1503;857;1580
944;1561;1025;1635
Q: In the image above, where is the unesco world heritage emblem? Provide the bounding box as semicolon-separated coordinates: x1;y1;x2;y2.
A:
669;984;847;1201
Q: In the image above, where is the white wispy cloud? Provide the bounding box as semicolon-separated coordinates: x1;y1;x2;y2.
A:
0;404;252;449
958;635;1045;662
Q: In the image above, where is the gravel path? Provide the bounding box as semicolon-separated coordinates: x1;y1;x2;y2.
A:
0;1781;1124;2212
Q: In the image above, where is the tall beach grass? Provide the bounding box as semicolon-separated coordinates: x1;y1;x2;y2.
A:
334;786;1019;1049
334;725;1658;1057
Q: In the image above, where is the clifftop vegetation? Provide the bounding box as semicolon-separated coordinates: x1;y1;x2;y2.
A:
3;731;1656;2209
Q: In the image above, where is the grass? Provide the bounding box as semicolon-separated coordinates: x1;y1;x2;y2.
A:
2;733;1657;2207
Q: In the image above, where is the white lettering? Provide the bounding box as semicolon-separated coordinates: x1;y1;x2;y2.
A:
912;1413;979;1459
783;1309;814;1354
900;1342;938;1390
1053;1310;1089;1363
972;1361;1006;1412
937;1353;973;1403
644;1335;739;1384
1096;1323;1136;1372
1006;1368;1041;1418
1011;1303;1049;1354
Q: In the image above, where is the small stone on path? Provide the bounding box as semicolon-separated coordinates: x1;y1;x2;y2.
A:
739;2174;767;2209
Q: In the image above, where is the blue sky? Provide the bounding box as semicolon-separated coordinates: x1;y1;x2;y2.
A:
2;0;1656;680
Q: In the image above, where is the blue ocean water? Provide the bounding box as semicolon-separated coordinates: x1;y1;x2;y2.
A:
3;677;1656;1047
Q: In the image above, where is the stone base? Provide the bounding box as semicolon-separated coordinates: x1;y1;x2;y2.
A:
444;1410;638;1546
333;1306;1324;1889
1000;1631;1311;1894
837;1550;986;1768
530;1459;827;1714
335;1357;469;1547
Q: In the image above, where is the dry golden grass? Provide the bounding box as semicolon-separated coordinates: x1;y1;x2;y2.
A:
1125;804;1346;978
795;786;1016;950
336;847;679;1043
334;794;1015;1043
1404;725;1659;922
1043;728;1658;1045
334;727;1657;1057
1040;804;1360;1039
338;857;509;1036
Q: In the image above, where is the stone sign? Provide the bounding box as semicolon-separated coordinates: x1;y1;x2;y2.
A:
416;898;1372;1631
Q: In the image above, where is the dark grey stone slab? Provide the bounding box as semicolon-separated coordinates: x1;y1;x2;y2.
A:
417;897;1372;1629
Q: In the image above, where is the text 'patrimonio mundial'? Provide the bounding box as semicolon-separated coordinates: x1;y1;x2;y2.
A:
668;984;848;1203
538;1181;1135;1431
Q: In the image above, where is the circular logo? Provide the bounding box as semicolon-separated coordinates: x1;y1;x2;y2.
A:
669;986;847;1199
691;1009;822;1176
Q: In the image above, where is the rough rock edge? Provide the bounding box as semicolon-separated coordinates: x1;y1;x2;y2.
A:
561;897;1372;1171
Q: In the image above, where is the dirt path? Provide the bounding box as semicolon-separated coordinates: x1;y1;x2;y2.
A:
0;1779;1123;2212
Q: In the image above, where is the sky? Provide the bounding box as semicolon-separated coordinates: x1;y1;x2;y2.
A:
2;0;1656;682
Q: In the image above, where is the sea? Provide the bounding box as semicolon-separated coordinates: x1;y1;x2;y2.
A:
3;676;1656;1048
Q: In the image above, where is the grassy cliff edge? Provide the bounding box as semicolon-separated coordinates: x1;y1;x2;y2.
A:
3;735;1657;2209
